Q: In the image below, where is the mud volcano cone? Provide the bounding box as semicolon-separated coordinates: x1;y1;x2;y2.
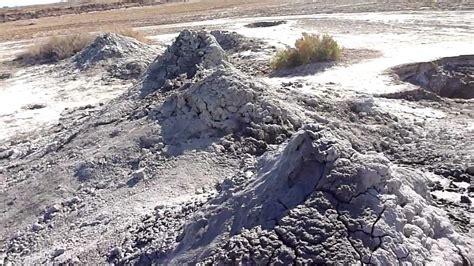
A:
142;30;228;95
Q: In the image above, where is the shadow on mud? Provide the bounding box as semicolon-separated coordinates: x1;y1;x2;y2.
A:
270;61;336;77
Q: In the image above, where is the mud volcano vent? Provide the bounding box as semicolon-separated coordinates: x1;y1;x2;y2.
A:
393;55;474;99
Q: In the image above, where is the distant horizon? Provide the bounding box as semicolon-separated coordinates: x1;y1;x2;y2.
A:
1;0;63;8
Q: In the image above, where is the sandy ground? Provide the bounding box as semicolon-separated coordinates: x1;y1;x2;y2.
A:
0;0;472;41
0;3;472;265
1;10;472;145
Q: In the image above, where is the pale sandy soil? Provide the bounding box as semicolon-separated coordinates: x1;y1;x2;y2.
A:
0;0;472;41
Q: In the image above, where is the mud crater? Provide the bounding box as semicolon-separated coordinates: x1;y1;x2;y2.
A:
245;20;286;28
392;55;474;99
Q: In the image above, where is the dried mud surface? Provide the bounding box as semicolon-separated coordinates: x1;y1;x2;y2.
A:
0;6;473;265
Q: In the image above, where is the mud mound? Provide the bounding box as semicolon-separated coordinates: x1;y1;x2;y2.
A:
210;30;244;51
115;125;469;264
141;30;228;95
1;31;306;264
392;55;474;99
245;20;287;28
157;68;303;153
73;32;157;79
210;30;265;53
139;30;303;154
209;30;271;76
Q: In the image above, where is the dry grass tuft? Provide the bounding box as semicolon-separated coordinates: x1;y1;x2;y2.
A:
107;27;150;43
15;33;94;65
271;33;341;70
14;27;149;65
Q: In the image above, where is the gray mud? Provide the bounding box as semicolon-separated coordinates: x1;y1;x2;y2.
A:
0;14;473;265
74;32;158;80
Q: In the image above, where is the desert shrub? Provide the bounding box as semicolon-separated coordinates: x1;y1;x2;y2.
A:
271;33;341;70
16;33;94;65
109;27;149;43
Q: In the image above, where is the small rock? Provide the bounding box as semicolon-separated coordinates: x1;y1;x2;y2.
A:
75;163;95;181
46;204;61;214
65;196;82;206
460;195;471;204
22;103;47;110
127;168;146;187
155;142;165;150
351;97;374;114
51;248;65;258
109;247;123;259
69;257;81;264
94;181;108;189
132;168;146;180
400;129;410;138
0;149;13;160
32;223;45;232
466;166;474;175
0;72;11;79
139;135;162;149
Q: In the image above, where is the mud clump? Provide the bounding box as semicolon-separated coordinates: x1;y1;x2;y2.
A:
0;72;11;80
245;20;287;28
74;32;157;79
393;55;474;99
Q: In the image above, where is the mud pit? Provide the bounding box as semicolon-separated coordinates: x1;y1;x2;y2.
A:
245;20;287;28
393;55;474;99
0;9;473;265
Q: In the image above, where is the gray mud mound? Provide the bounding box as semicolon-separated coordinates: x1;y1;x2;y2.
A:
157;68;302;154
141;30;228;95
245;20;287;28
139;30;303;154
1;30;306;264
210;30;272;76
392;55;474;99
210;30;266;53
73;32;157;79
117;125;470;264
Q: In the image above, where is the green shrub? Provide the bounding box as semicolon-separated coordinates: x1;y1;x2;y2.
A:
16;33;94;65
271;33;341;70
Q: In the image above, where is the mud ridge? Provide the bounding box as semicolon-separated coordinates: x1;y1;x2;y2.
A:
392;55;474;99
